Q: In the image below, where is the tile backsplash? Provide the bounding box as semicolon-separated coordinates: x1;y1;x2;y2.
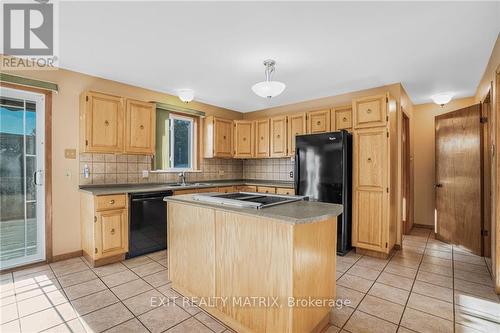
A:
79;153;243;185
242;158;295;181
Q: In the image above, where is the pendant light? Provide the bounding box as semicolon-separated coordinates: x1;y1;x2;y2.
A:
177;89;195;103
252;59;286;98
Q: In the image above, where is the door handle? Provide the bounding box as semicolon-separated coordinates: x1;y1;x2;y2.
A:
435;183;443;188
33;170;43;186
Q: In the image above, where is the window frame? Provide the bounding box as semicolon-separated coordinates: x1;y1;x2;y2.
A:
168;113;197;172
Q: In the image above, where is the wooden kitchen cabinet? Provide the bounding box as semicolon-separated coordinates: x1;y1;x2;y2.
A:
352;94;387;129
256;186;276;194
234;185;257;192
270;116;287;157
255;119;270;158
276;187;294;195
233;120;254;158
204;116;233;158
80;91;124;153
307;109;330;134
125;99;156;154
218;186;235;193
81;193;128;266
333;106;353;131
352;126;391;255
173;189;197;195
287;113;306;157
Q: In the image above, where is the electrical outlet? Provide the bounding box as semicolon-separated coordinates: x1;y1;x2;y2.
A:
64;149;76;159
142;170;149;178
289;171;293;178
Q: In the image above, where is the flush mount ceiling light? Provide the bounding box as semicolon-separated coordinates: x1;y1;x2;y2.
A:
252;59;286;98
177;89;195;103
431;93;453;107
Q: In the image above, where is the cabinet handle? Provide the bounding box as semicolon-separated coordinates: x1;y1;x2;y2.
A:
367;157;372;162
243;137;246;141
277;134;280;138
139;125;144;130
110;228;115;235
295;132;299;135
261;136;264;140
367;108;372;114
109;199;115;204
104;120;109;126
223;135;226;139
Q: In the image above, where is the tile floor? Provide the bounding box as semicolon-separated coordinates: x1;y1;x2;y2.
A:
1;227;499;333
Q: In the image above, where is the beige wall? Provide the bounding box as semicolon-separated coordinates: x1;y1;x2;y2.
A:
412;97;476;226
2;63;243;256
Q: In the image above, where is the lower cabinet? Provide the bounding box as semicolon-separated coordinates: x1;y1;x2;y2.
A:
234;185;257;192
276;187;294;195
81;193;128;266
256;186;276;194
218;186;235;193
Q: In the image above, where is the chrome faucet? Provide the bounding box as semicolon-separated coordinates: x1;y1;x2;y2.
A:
178;171;187;185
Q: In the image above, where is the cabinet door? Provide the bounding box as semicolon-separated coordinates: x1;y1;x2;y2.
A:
307;109;330;134
255;119;270;158
287;113;306;157
334;107;352;130
270;116;287;157
83;92;124;153
352;128;389;252
214;118;233;158
234;121;254;158
197;187;218;193
218;186;235;193
235;185;257;192
276;187;294;195
95;209;127;258
352;94;387;129
125;99;155;154
256;186;276;194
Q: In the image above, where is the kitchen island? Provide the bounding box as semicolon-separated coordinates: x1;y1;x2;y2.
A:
164;194;342;333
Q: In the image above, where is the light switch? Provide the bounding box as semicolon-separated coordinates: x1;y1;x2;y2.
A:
64;149;76;159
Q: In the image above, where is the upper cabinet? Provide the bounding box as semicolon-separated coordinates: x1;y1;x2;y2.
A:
307;109;330;134
352;94;387;129
234;120;254;158
287;113;306;157
125;99;155;154
204;116;233;158
270;116;287;157
255;119;270;158
333;106;353;131
80;91;124;153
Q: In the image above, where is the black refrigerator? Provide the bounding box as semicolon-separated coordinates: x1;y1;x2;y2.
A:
294;130;352;255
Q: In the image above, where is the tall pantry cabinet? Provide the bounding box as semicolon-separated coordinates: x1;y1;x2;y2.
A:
351;93;399;258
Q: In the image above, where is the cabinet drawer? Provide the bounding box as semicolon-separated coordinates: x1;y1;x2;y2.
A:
257;186;276;194
218;186;235;193
353;95;387;128
174;189;197;195
96;194;127;211
276;187;294;195
335;109;352;130
235;185;257;192
196;187;218;193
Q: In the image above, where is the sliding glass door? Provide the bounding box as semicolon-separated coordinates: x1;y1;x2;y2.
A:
0;87;45;269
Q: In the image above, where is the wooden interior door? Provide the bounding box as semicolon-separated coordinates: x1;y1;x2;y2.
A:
481;92;492;258
402;112;412;234
435;104;482;255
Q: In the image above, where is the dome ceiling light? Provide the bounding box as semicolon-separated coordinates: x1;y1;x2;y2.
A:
251;59;286;99
177;89;195;103
431;93;453;107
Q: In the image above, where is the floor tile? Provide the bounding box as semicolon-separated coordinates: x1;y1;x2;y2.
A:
453;261;490;275
195;311;227;333
57;269;98;288
1;303;18;324
138;303;190;333
424;249;452;260
324;325;340;333
400;308;453;333
455;305;500;333
389;256;420;269
157;283;181;299
80;302;134;333
421;255;452;268
92;263;127;277
347;264;381;281
357;295;404;324
454;290;500;319
344;309;398;333
335;285;365;308
453;269;493;287
146;250;167;262
165;317;212;333
122;289;165;316
453;253;486;266
406;293;453;320
416;270;453;288
384;262;417;279
123;256;154;269
356;257;388;271
42;318;87;333
453;279;498;301
130;262;165;278
418;262;453;277
63;278;107;300
12;265;50;279
16;294;54;317
330;305;354;327
104;318;149;333
110;279;153;300
174;298;202;315
412;280;453;302
50;259;89;277
1;319;20;333
377;272;414;291
101;269;139;288
142;269;170;288
337;274;373;293
13;270;56;289
368;283;409;306
19;306;71;332
70;289;119;316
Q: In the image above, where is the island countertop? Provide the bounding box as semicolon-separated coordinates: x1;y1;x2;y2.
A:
164;194;342;224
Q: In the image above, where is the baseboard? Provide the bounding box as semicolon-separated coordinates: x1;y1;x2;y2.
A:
356;247;392;259
52;250;83;262
412;224;434;230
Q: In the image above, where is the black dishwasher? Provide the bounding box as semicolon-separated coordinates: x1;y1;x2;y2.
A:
128;190;173;258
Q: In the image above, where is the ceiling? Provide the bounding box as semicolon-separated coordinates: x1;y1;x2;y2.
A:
59;2;499;112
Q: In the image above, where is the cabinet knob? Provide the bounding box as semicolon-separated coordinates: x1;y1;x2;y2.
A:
316;121;321;125
109;199;115;204
295;132;299;135
343;117;348;122
367;157;372;162
110;228;115;235
277;134;280;139
104;120;109;126
261;136;264;140
243;137;246;141
367;108;372;114
139;125;144;130
223;135;226;139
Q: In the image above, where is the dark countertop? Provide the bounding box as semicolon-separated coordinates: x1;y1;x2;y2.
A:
79;179;294;195
164;194;343;225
